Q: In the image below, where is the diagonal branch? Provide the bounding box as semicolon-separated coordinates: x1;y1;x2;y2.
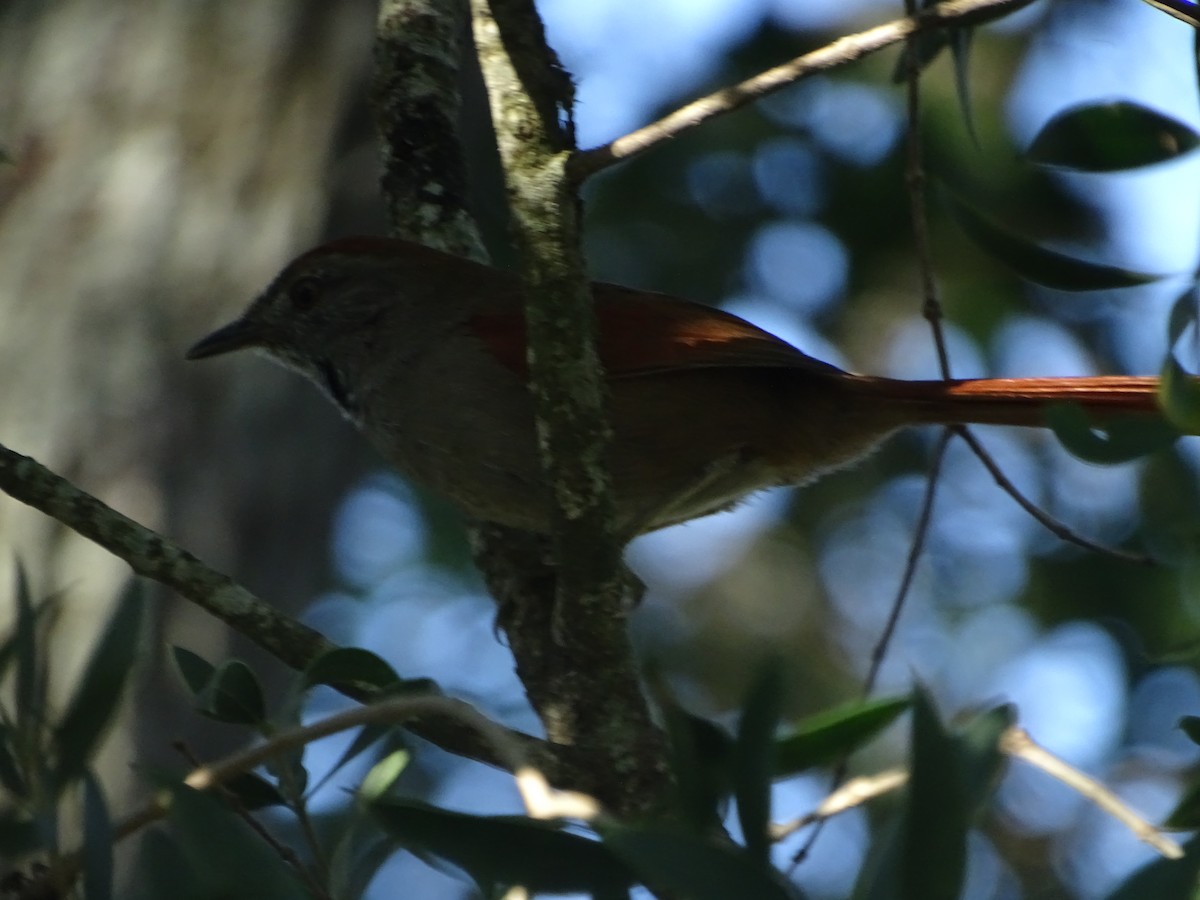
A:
569;0;1037;180
0;440;557;777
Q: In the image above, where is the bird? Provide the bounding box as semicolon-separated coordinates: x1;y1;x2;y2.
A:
187;236;1171;537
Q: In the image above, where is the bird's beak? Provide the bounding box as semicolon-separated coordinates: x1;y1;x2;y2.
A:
185;317;263;360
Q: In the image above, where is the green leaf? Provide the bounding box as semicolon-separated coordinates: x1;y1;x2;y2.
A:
82;771;113;900
54;582;145;786
602;823;802;900
0;814;41;857
1044;403;1180;464
307;721;399;799
162;782;308;899
0;726;28;798
170;647;216;697
775;696;910;776
1167;287;1198;345
946;191;1164;290
854;689;1006;900
358;749;410;801
13;562;39;735
901;688;969;900
1029;101;1200;172
1164;776;1200;830
956;704;1015;815
1161;356;1200;433
196;660;266;725
303;646;406;692
126;831;203;900
892;19;950;82
1180;715;1200;746
223;772;287;811
949;26;978;146
733;660;782;864
370;797;634;897
264;743;308;804
661;701;733;834
329;812;399;900
1105;832;1200;899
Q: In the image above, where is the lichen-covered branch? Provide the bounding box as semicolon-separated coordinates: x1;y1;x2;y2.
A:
0;440;552;776
470;0;671;817
374;0;488;260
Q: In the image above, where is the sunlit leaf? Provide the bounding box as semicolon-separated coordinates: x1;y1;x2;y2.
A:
775;696;910;776
946;191;1164;290
307;722;399;799
1029;101;1200;171
1045;403;1180;464
358;750;410;802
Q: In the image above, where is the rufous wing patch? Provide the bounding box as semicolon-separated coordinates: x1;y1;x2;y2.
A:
467;282;842;380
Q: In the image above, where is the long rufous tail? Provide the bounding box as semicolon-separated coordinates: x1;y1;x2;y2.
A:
848;375;1163;428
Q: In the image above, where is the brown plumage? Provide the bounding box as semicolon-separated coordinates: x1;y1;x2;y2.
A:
188;237;1173;535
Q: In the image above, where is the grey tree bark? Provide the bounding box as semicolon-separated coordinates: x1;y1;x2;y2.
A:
0;0;378;801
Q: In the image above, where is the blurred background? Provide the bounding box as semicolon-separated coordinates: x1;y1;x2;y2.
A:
3;0;1200;896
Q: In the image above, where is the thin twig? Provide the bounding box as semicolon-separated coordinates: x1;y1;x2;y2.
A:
49;693;598;892
1000;726;1183;860
568;0;1037;181
772;768;909;841
901;0;952;380
953;426;1154;564
775;724;1185;862
46;696;592;893
792;429;951;868
867;430;952;694
173;741;331;899
795;10;956;865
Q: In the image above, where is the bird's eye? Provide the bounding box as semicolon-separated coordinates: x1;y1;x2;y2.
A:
289;274;323;311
